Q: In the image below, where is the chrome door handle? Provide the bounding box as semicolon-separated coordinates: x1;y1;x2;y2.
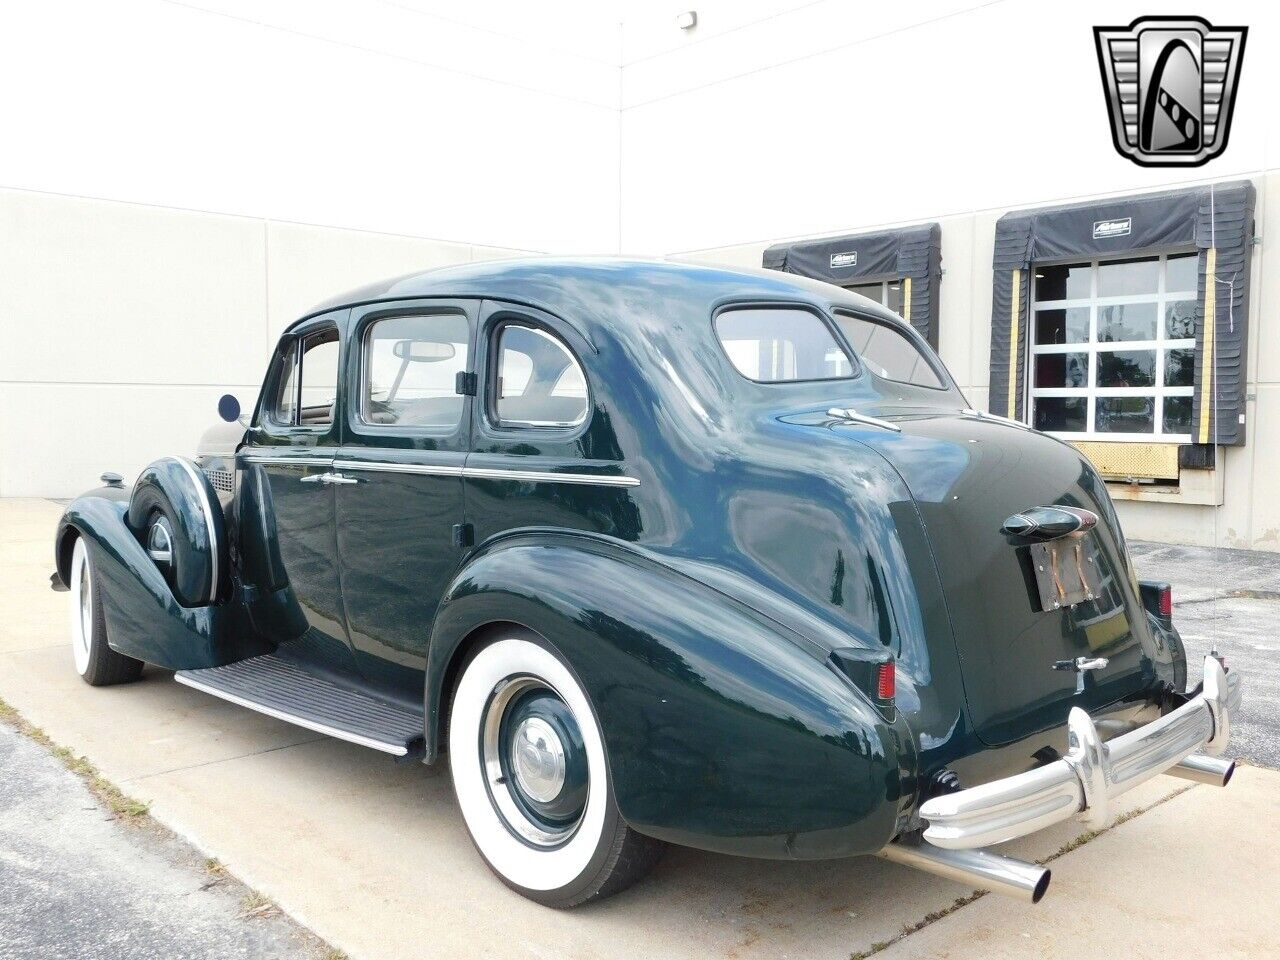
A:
299;472;359;485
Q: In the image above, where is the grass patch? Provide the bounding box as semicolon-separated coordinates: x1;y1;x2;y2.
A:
240;891;283;920
0;694;150;820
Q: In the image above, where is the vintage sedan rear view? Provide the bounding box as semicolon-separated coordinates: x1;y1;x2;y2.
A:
52;259;1242;907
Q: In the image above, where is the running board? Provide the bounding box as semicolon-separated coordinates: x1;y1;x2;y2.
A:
175;654;424;757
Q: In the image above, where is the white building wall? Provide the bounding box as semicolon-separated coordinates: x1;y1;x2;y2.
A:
630;1;1280;551
0;187;534;497
0;0;616;497
2;0;1277;551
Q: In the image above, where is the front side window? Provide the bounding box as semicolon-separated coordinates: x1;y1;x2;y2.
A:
274;327;339;427
1029;253;1196;439
362;313;468;429
833;313;944;388
715;308;853;382
493;325;588;427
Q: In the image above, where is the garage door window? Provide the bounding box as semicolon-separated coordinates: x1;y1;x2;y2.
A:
1029;253;1196;440
846;280;903;317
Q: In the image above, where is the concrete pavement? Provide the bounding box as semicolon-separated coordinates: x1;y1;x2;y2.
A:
1;497;1277;960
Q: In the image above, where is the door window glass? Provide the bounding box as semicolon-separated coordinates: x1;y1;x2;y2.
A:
493;325;588;427
362;313;469;428
298;330;339;426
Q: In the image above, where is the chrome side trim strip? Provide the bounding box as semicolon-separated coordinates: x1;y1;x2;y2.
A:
174;456;219;600
461;466;640;487
332;460;464;478
239;455;332;467
332;459;640;487
173;674;409;756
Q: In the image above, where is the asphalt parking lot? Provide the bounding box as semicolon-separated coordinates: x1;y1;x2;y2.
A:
1129;539;1280;767
2;498;1277;960
0;722;326;960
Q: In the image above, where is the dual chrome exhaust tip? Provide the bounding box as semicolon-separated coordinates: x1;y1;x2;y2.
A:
878;843;1051;904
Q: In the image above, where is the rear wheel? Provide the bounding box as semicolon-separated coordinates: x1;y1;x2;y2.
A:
448;634;663;908
69;538;144;686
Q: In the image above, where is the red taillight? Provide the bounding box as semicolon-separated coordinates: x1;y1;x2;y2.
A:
876;661;896;701
1159;586;1173;617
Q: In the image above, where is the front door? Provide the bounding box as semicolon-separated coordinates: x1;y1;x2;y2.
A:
334;300;476;703
239;310;357;677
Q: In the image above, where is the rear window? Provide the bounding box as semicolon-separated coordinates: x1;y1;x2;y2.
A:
715;308;853;382
833;313;945;388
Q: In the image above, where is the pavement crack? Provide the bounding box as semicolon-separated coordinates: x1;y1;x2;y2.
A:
120;736;327;784
853;786;1196;959
1177;589;1280;606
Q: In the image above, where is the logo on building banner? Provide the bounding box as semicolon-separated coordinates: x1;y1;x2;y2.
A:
1094;16;1247;167
829;251;858;269
1093;218;1132;239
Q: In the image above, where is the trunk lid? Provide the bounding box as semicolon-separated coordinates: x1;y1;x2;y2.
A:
849;409;1157;746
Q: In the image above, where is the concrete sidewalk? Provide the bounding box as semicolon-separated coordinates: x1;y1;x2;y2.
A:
1;497;1277;960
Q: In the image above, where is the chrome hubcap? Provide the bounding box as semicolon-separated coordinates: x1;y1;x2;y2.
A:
481;676;588;847
147;518;173;566
510;717;566;803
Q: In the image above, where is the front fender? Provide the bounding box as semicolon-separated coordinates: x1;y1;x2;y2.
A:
58;495;268;669
427;532;907;859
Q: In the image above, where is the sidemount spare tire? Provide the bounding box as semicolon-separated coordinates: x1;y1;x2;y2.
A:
127;457;227;607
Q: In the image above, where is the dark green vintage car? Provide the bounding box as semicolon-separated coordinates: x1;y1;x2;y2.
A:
54;258;1241;907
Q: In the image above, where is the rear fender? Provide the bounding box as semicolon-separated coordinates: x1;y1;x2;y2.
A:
60;495;268;669
426;532;906;859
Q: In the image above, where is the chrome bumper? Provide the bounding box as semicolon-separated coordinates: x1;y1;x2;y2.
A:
920;656;1243;849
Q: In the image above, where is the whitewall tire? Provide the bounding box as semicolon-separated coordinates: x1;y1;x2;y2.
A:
68;538;144;686
448;634;663;907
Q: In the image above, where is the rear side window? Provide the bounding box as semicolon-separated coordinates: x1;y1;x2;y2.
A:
493;325;588;428
715;308;853;382
362;313;469;429
833;313;945;389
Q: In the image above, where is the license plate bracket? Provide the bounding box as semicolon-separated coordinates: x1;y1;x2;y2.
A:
1030;536;1105;612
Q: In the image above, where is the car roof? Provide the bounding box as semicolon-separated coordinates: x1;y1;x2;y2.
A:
290;257;905;337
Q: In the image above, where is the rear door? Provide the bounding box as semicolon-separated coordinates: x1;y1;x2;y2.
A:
239;310;357;676
334;300;476;702
465;301;635;544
